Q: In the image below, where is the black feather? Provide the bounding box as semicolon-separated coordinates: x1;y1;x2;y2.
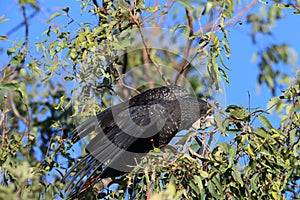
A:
64;85;212;198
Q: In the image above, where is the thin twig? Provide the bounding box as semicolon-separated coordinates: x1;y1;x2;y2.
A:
129;12;170;85
156;0;175;27
142;48;155;89
115;63;141;96
283;98;298;151
92;0;99;8
146;181;152;200
8;92;30;126
0;64;11;82
7;10;38;36
142;0;175;88
1;65;15;83
139;26;169;85
23;99;31;145
0;95;9;148
182;128;219;154
195;0;258;35
21;5;29;48
0;64;10;73
224;0;258;28
283;98;297;134
45;137;54;159
175;8;194;86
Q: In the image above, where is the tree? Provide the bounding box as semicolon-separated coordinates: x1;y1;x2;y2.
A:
0;0;299;199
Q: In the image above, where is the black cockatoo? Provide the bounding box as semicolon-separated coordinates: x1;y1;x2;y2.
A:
64;85;213;198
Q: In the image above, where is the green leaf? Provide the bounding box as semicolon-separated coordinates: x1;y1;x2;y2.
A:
207;56;221;90
0;35;8;40
213;175;223;195
215;114;226;133
258;0;268;5
7;48;16;56
202;2;213;15
62;7;69;13
19;0;37;6
255;128;268;138
267;97;280;111
170;24;187;36
222;40;231;57
247;144;255;157
207;180;218;198
250;173;259;193
219;67;229;84
258;115;273;129
228;146;236;167
198;170;209;178
176;131;196;145
294;9;300;14
10;54;24;65
226;105;250;121
194;175;204;198
275;3;294;9
64;76;74;81
145;5;160;12
47;12;61;24
232;167;244;186
0;82;26;97
177;0;193;10
189;180;200;195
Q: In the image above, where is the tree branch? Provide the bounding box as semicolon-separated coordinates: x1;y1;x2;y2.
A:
8;92;30;126
130;14;170;85
175;8;194;86
6;10;38;36
195;0;258;35
21;5;29;49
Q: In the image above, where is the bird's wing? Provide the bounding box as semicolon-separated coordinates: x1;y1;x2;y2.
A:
71;85;189;143
65;103;169;194
71;103;125;143
85;103;167;158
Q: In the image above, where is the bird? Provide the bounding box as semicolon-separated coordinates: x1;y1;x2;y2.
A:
63;85;213;199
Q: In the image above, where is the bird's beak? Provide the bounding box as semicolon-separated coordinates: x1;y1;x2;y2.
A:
192;115;215;130
205;115;215;127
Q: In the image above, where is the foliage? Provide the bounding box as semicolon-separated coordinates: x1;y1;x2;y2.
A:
0;0;299;199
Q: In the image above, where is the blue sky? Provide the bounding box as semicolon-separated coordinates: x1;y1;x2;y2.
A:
0;1;299;199
1;0;299;148
1;1;298;109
